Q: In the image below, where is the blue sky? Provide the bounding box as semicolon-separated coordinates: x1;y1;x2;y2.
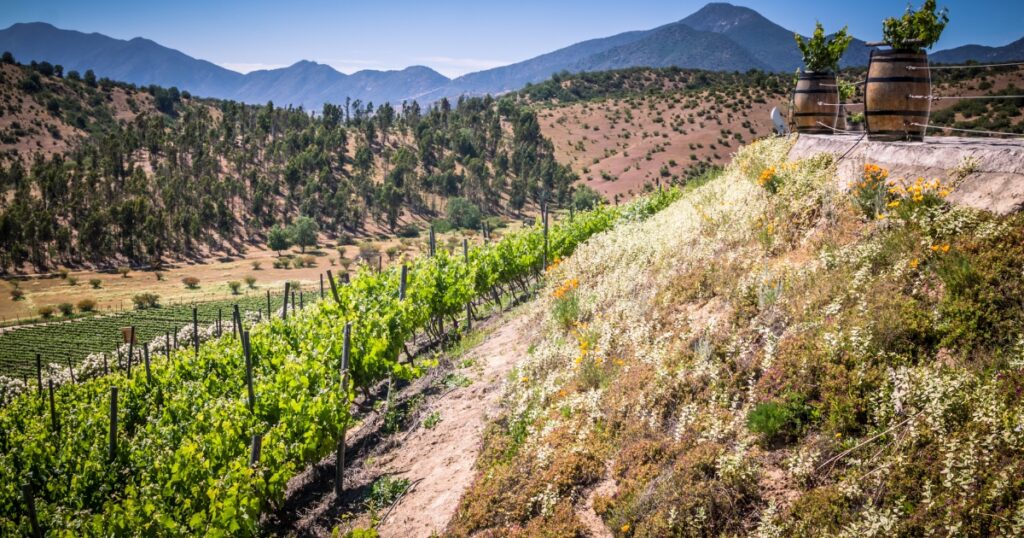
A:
2;1;1022;77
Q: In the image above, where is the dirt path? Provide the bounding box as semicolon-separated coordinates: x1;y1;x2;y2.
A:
373;313;530;536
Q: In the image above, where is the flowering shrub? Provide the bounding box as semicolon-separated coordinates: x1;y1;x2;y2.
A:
758;165;782;194
852;163;891;219
450;137;1024;537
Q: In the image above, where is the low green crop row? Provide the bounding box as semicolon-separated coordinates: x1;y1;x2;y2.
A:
0;188;681;536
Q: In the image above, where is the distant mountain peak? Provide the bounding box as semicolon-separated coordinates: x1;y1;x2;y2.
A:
682;2;766;33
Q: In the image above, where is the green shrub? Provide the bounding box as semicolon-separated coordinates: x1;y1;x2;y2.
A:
37;305;55;318
182;276;200;289
366;476;410;514
76;298;97;312
10;288;24;301
227;281;242;294
397;223;420;238
431;219;453;234
89;278;102;289
747;394;813;446
132;293;160;309
424;411;442;429
117;266;131;278
67;276;78;286
57;302;74;316
244;275;257;288
572;185;604;211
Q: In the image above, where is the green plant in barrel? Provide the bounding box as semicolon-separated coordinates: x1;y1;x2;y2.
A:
794;22;853;73
882;0;949;51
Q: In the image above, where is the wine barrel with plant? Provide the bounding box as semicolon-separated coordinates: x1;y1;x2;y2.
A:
865;0;949;141
792;22;852;134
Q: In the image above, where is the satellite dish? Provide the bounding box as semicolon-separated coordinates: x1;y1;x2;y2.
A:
771;107;790;136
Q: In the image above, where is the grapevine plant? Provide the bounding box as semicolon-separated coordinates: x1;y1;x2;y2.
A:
0;188;681;535
882;0;949;51
794;22;852;73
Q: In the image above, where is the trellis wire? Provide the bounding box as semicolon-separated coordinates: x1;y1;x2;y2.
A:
906;61;1024;70
908;94;1024;101
814;121;862;135
910;122;1024;138
816;101;864;107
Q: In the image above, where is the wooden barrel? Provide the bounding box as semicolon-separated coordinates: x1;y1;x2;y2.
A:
793;72;839;134
865;49;930;141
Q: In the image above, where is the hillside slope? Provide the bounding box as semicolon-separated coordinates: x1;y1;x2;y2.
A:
0;60;574;272
449;137;1024;536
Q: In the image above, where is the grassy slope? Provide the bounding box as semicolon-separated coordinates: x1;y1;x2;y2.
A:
449;137;1024;536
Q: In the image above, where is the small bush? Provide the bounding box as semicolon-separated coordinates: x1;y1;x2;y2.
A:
251;261;262;270
397;223;420;238
366;476;411;514
424;411;442;429
302;255;316;267
228;281;242;294
446;197;482;229
77;298;97;312
132;293;160;309
551;278;580;330
244;275;257;288
155;271;165;281
182;276;200;289
89;278;102;289
852;164;890;219
10;288;24;300
57;302;74;316
57;268;69;279
117;266;131;278
747;394;813;446
67;276;78;286
37;305;56;318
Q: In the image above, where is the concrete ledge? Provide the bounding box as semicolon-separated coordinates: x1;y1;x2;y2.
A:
788;134;1024;215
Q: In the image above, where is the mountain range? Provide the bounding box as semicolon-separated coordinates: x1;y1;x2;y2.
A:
1;2;1021;110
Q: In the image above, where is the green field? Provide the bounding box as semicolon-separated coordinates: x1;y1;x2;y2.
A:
0;288;319;378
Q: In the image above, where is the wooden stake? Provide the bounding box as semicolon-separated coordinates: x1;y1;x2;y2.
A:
35;353;42;396
326;270;341;303
335;322;351;497
242;331;255;413
143;344;152;384
48;380;58;434
463;238;468;262
266;290;272;319
399;265;407;300
66;355;76;384
320;274;324;299
127;327;134;378
192;307;199;357
22;483;41;538
108;387;118;461
249;434;262;466
282;282;290;320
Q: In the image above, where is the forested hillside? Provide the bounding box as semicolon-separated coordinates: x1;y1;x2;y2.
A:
0;56;574;272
